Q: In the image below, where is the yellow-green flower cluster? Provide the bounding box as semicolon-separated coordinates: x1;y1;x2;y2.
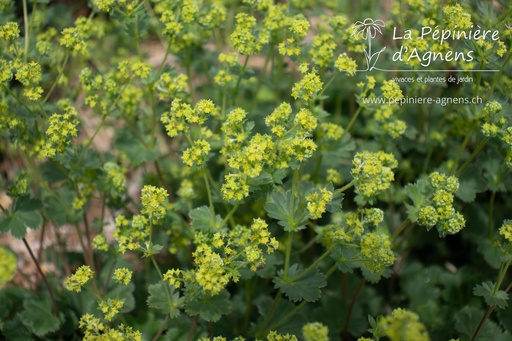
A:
159;8;183;37
357;76;376;99
292;66;323;101
0;59;12;83
265;102;292;137
14;61;44;100
360;232;395;275
443;4;472;31
0;247;16;287
481;104;506;138
36;27;58;55
65;265;94;292
278;136;317;164
381;80;403;101
41;104;80;158
322;211;364;246
117;59;152;80
7;173;28;197
278;15;310;56
104;162;126;194
99;298;124;321
306;187;333;219
221;173;250;201
326;168;342;185
302;322;329;341
227;133;275;177
378;308;430;341
261;3;287;32
140;185;169;224
383;120;407;139
114;186;169;253
0;21;19;41
295;108;318;135
60;17;103;56
351;151;398;199
318;123;344;141
165;218;277;294
335;53;357;76
230;13;261;55
161;98;217;137
310;32;336;67
417;172;465;236
92;0;115;12
163;268;181;288
198;1;227;29
182;139;212;168
156;72;188;99
267;331;298;341
177;179;195;199
113;268;132;285
374;106;394;123
499;220;512;243
92;234;109;251
193;244;231;295
361;208;384;227
400;29;430;67
79;314;142;341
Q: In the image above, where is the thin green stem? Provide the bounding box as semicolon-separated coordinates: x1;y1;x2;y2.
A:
494;260;511;295
187;315;199;341
256;290;282;338
203;169;215;222
470;280;512;341
76;116;106;166
291;246;334;282
334;182;354;196
134;15;142;58
269;300;307;331
391;219;411;242
457;136;490;176
220;202;240;227
318;72;338;98
23;237;59;318
451;126;474;175
157;43;172;76
249;47;273;111
489;52;511;97
488;191;496;238
152;316;169;341
0;202;8;215
342;278;366;339
283;232;293;280
22;0;29;60
3;85;33;113
343;106;363;137
233;55;250;103
43;52;70;103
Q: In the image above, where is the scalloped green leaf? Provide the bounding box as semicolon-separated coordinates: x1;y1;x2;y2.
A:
0;210;42;239
19;299;60;337
147;282;183;319
265;189;308;231
473;281;509;309
273;264;326;302
189;206;224;232
185;290;231;322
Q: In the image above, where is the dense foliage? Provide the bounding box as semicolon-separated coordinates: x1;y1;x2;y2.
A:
0;0;511;340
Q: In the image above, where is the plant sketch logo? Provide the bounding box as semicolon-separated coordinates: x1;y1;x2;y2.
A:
351;18;387;71
342;17;501;73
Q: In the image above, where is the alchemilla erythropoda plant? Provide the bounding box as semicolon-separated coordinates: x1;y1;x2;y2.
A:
0;0;511;340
